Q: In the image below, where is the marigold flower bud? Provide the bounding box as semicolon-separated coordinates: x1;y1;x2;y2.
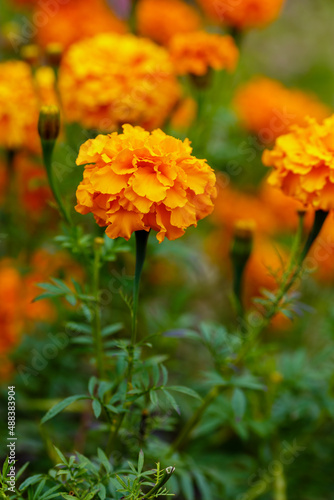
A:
38;105;60;141
45;43;63;68
21;44;40;66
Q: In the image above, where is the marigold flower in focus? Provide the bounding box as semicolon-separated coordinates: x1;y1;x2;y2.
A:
75;124;217;242
234;77;331;141
36;0;126;50
59;33;180;132
262;115;334;210
196;0;285;30
137;0;202;46
169;31;239;76
0;61;39;152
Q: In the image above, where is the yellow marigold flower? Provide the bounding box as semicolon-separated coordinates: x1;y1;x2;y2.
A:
262;115;334;211
36;0;126;50
169;31;239;76
137;0;202;46
75;124;217;242
196;0;285;30
234;77;331;141
59;33;180;132
0;61;39;152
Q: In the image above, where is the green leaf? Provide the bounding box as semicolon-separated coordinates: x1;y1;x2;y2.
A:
41;395;89;424
92;399;102;418
97;448;112;473
162;390;180;414
138;449;144;475
88;376;97;396
101;322;124;337
53;446;67;464
168;386;202;401
98;484;106;500
231;388;246;421
19;474;43;490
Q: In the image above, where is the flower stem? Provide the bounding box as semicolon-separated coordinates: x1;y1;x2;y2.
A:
169;386;224;454
93;242;105;380
41;139;71;225
238;209;329;361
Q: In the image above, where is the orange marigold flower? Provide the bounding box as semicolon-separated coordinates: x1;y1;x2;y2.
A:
59;33;180;132
137;0;201;46
169;31;239;76
262;115;334;211
75;124;217;242
234;77;331;141
0;61;39;152
36;0;126;50
196;0;285;30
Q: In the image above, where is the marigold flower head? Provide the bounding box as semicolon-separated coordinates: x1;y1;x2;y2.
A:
169;31;239;76
59;33;180;132
75;124;217;242
263;115;334;211
234;77;331;141
0;61;39;152
196;0;285;30
137;0;202;46
36;0;126;50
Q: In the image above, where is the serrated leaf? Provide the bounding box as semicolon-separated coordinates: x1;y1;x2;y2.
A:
41;395;89;424
162;389;180;414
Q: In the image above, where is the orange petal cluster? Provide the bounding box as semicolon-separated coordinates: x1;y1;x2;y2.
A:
234;77;331;141
0;61;40;152
196;0;285;30
75;124;217;242
169;31;239;76
35;0;126;50
137;0;201;46
263;115;334;211
59;33;181;132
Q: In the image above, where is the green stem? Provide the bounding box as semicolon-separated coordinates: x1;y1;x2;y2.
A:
238;209;329;361
41;139;71;225
93;244;105;380
131;230;150;346
106;230;149;455
169;386;224;454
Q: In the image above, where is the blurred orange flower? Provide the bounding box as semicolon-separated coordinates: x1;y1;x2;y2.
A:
263;115;334;210
0;263;23;355
59;33;180;132
234;77;331;141
212;185;277;236
259;183;313;232
196;0;285;30
15;154;51;214
137;0;201;45
75;124;217;242
35;66;59;107
170;97;198;131
0;154;51;215
0;61;39;152
36;0;126;50
169;31;238;76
